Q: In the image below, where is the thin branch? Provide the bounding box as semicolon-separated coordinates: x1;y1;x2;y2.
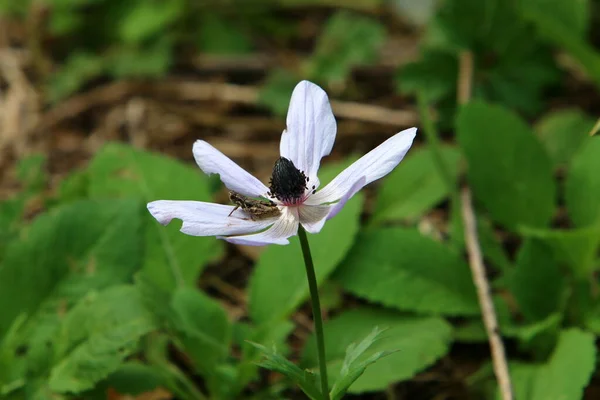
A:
457;50;513;400
37;80;419;131
461;188;514;400
457;51;474;105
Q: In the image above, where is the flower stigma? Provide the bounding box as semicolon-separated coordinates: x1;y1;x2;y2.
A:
267;157;310;205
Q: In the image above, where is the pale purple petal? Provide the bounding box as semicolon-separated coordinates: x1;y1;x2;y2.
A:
147;200;275;236
279;81;337;181
224;208;299;246
306;127;416;205
326;176;366;220
193;140;269;197
298;204;331;234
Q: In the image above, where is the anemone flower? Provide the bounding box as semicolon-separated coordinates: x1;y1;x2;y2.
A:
147;80;416;246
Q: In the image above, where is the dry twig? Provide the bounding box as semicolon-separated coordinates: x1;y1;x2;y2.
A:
458;50;514;400
38;80;419;131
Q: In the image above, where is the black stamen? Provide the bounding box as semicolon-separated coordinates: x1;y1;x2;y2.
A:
269;157;307;203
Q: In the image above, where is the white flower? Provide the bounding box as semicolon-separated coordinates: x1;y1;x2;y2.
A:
147;81;416;246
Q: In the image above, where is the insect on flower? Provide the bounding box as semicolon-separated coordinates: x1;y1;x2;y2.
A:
228;191;281;221
147;80;416;246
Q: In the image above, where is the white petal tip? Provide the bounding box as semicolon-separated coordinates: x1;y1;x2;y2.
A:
147;201;173;226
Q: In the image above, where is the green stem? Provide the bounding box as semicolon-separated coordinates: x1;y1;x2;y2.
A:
298;226;330;400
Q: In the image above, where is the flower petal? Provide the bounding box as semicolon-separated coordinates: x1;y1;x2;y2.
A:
147;200;275;236
306;127;416;205
193;140;269;197
279;81;337;181
326;176;366;220
298;204;331;234
224;207;299;246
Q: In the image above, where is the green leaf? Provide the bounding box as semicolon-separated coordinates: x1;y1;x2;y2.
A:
88;143;223;292
170;287;231;374
534;109;595;168
370;145;461;224
49;285;156;393
259;69;300;116
236;321;295;393
565;137;600;228
329;327;392;400
519;0;600;87
306;10;384;83
118;0;184;44
334;227;479;316
302;308;452;393
396;50;458;103
0;199;142;339
525;329;596;400
248;160;363;324
519;0;589;39
456;101;556;229
97;362;167;396
107;39;172;78
47;52;105;103
509;239;565;322
197;14;253;54
521;227;600;277
248;342;322;400
420;0;559;118
0;154;49;254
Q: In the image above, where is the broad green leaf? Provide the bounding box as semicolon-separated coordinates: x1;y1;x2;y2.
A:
88;143;223;292
498;363;540;400
565;137;600;228
170;287;231;374
248;160;363;324
47;52;104;102
306;11;384;83
397;50;458;103
118;0;184;44
519;0;589;38
302;308;452;393
197;14;253;54
510;239;565;322
520;0;600;87
249;342;321;400
258;69;299;116
521;227;600;277
107;39;172;78
0;154;48;255
530;329;596;400
371;145;461;224
329;327;392;400
0;199;142;339
96;362;167;396
534;109;594;167
427;0;559;116
49;285;156;393
334;227;479;316
456;101;556;229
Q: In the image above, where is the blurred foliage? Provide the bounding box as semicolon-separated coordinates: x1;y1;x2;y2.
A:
1;0;600;399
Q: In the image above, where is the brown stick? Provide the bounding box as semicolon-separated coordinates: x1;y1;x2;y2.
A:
457;50;513;400
37;80;419;131
457;51;474;105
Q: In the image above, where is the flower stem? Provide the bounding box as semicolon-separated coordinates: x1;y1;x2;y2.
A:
297;226;330;400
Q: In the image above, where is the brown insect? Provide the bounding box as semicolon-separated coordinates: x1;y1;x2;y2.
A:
228;191;281;220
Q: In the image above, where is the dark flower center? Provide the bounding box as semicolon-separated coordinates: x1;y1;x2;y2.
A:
268;157;308;203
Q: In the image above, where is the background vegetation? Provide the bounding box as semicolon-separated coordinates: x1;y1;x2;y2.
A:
0;0;599;399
